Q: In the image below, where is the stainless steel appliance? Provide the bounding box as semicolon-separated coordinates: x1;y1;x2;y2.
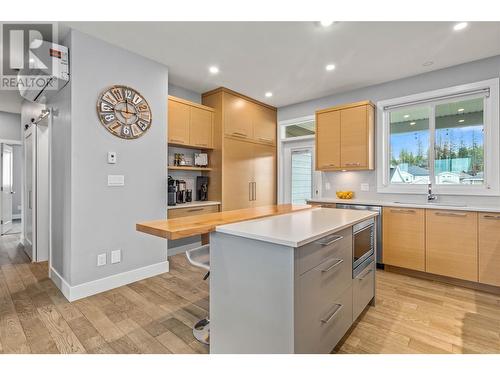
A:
168;176;176;206
176;179;186;204
336;203;383;267
352;218;375;278
196;176;209;201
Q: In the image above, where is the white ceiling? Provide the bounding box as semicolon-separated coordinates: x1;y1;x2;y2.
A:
66;22;500;108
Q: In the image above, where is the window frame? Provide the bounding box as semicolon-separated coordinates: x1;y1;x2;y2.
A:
377;78;500;196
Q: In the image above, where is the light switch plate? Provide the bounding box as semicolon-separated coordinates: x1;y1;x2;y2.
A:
325;182;331;191
108;175;125;186
108;152;117;164
111;250;121;264
360;183;370;192
97;253;106;267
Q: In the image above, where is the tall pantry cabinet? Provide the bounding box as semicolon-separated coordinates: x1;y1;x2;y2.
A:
202;87;277;211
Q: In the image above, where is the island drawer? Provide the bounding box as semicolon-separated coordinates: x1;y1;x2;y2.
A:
295;285;353;353
353;260;375;321
167;204;219;219
295;227;352;276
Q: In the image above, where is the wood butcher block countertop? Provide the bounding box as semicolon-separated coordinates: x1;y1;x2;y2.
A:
136;204;313;240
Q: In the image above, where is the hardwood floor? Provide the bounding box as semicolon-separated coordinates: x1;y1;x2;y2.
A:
1;231;499;354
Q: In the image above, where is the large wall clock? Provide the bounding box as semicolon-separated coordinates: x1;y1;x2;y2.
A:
97;85;152;139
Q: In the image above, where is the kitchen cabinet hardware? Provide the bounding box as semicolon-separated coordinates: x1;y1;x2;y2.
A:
358;268;373;281
232;131;248;137
319;258;344;273
320;304;343;324
315;234;344;246
435;212;468;217
483;214;500;220
390;209;416;214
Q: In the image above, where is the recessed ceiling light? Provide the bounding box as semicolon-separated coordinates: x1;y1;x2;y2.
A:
458;108;464;112
320;21;334;27
410;122;416;126
265;92;273;98
404;114;410;118
209;66;219;74
458;119;465;123
422;61;434;67
453;22;468;31
325;64;336;71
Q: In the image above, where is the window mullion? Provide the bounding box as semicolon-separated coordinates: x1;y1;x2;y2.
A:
429;104;436;186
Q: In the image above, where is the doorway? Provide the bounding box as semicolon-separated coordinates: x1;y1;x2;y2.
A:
0;143;22;235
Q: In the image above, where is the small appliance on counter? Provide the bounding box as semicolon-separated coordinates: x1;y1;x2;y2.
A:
176;179;187;204
196;176;209;201
186;189;193;202
168;176;176;206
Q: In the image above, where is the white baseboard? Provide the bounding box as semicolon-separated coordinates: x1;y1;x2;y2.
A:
50;260;170;302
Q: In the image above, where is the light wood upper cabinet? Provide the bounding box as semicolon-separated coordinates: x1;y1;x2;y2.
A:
426;210;478;282
316;110;341;170
383;207;425;271
190;106;213;149
315;101;374;171
168;96;214;149
253;104;277;145
253;143;276;207
224;92;253;139
479;213;500;287
168;99;190;145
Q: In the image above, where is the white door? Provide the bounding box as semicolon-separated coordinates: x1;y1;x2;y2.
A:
1;144;14;234
24;127;35;260
281;139;321;204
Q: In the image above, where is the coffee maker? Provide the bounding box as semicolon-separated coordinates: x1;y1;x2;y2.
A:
168;176;176;206
176;179;187;204
196;176;209;201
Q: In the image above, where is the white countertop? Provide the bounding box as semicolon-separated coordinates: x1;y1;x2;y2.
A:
308;197;500;213
167;200;221;210
215;207;378;247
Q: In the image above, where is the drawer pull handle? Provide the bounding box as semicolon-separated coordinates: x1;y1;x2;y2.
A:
320;303;343;324
484;215;500;220
358;268;373;281
435;212;467;217
344;162;361;166
320;258;344;273
390;209;416;214
195;143;208;147
187;208;204;212
258;137;272;142
315;235;343;246
232;132;247;138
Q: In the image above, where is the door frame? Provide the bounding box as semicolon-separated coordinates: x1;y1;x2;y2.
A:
277;115;321;204
0;143;14;234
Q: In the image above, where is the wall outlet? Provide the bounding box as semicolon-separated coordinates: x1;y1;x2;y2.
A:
360;183;370;192
108;151;117;164
97;253;107;266
111;249;121;264
325;182;331;191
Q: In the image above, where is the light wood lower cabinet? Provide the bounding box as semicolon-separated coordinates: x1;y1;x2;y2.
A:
167;204;219;219
426;210;478;282
479;212;500;287
383;207;425;271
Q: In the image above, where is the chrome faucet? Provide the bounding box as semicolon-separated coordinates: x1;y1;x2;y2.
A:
427;183;437;202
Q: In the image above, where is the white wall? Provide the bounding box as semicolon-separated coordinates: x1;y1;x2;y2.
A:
0;111;21;141
278;55;500;206
47;29;168;298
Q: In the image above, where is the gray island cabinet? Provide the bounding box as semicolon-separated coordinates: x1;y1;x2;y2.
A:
210;207;377;353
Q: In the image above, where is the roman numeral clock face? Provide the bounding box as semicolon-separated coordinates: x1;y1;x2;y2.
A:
97;85;152;139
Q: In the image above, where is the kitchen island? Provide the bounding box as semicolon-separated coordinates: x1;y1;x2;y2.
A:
210;207;378;354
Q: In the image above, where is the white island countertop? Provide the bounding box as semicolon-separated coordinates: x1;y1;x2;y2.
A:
215;207;377;247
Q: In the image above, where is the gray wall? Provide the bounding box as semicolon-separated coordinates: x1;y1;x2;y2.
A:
278;55;500;206
0;111;21;141
49;30;168;286
168;83;201;103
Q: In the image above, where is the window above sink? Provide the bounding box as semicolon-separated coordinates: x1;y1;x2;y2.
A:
377;78;500;196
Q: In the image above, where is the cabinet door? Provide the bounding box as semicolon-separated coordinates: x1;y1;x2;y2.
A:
340;105;368;168
426;210;478;281
253;105;276;145
222;138;254;211
479;213;500;286
383;207;425;271
168;99;190;145
190;106;213;148
224;92;253;139
316;110;341;170
253;143;276;207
